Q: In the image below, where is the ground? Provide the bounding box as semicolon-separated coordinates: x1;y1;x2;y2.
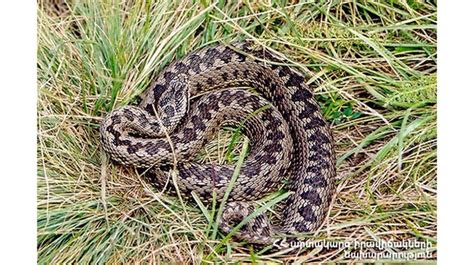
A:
37;0;437;263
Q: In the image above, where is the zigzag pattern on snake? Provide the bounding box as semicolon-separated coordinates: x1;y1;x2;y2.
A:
99;41;336;244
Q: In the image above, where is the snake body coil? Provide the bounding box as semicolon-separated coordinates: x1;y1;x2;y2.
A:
100;41;336;244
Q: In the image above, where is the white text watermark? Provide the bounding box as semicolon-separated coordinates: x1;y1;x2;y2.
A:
272;239;434;260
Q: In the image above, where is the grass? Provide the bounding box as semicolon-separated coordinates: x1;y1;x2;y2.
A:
37;0;437;263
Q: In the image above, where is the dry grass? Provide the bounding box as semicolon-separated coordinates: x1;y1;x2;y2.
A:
37;0;437;263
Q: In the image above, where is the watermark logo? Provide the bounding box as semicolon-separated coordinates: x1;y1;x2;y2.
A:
272;239;434;260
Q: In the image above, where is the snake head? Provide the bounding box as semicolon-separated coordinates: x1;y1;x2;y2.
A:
139;74;190;134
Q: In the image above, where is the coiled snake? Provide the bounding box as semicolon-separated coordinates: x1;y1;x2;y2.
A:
99;41;336;244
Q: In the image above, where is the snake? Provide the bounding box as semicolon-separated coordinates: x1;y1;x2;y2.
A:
99;41;336;245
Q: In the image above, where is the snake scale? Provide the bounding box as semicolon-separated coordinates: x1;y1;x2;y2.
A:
99;41;336;244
